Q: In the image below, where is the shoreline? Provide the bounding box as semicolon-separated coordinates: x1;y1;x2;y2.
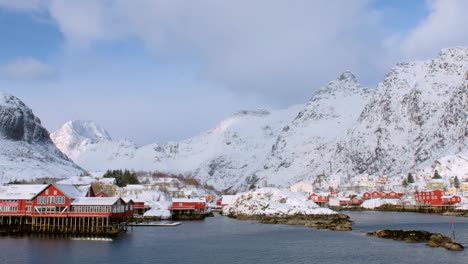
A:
225;213;353;231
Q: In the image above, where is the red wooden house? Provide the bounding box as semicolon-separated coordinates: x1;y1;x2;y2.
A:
308;193;329;206
339;197;363;206
441;195;461;205
382;191;404;199
170;198;206;211
415;190;443;206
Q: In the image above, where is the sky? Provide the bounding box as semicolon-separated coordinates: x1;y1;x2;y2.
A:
0;0;467;145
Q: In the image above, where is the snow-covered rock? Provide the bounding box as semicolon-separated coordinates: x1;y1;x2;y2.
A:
0;92;83;183
222;187;336;216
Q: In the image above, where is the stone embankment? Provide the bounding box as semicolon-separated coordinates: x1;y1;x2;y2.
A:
227;213;352;231
367;229;464;251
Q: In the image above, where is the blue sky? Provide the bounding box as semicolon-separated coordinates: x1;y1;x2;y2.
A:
0;0;467;144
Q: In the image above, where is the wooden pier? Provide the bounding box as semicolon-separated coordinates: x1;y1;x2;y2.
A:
0;215;129;235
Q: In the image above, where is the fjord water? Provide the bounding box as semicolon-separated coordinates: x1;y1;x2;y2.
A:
1;212;467;264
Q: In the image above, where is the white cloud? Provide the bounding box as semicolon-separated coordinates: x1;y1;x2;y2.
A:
402;0;468;59
0;57;57;81
34;0;391;105
0;0;43;11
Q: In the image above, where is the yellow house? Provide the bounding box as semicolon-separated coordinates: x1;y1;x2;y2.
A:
367;181;376;188
460;182;468;192
427;179;444;190
447;187;457;194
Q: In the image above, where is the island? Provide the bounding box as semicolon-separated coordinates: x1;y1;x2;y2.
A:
222;188;352;231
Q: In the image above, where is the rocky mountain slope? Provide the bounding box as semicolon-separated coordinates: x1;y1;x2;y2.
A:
0;92;83;183
52;47;468;191
335;47;467;176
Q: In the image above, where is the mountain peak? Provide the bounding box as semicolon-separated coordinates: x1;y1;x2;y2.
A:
61;120;112;142
336;71;358;83
51;120;112;153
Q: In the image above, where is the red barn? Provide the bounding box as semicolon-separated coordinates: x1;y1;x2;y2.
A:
415;190;443;206
371;191;382;198
441;195;461;205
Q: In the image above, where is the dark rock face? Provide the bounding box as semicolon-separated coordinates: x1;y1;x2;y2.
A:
228;213;353;231
0;93;51;144
367;229;464;251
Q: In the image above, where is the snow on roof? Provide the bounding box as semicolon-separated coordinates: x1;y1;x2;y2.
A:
56;176;95;185
71;197;121;206
172;198;205;203
126;184;145;190
430;179;444;183
55;184;83;199
98;178;116;184
0;184;48;200
221;195;236;205
75;185;92;195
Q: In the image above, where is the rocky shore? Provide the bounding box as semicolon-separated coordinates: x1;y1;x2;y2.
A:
367;229;464;251
227;213;353;231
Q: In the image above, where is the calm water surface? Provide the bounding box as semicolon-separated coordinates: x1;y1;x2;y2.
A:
0;211;467;264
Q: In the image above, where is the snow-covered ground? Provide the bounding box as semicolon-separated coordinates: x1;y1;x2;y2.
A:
360;198;400;209
223;188;337;216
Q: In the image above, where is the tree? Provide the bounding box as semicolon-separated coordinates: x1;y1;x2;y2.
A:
432;170;442;179
454;176;460;189
103;169;139;187
407;173;415;183
402;179;408;188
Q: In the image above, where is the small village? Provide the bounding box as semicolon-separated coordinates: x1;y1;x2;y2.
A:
1;169;467;236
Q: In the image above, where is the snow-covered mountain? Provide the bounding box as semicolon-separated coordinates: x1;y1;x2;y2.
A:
0;92;83;183
259;71;372;186
52;47;468;192
335;47;467;176
52;106;303;191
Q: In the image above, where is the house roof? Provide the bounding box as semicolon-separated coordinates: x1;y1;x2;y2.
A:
55;184;83;199
172;198;205;203
0;185;48;200
221;195;236;205
71;197;122;206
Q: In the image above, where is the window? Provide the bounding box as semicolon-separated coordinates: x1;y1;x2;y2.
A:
53;190;57;195
56;196;65;204
47;196;55;204
26;206;32;212
37;196;47;204
45;189;49;195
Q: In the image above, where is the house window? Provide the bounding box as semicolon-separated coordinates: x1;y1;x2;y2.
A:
37;196;47;204
26;206;32;212
56;196;65;204
45;189;49;195
53;190;57;195
47;196;55;204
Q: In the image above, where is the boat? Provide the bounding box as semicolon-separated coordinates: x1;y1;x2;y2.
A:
127;221;181;227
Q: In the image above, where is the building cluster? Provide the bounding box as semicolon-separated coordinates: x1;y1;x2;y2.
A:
289;176;468;209
0;183;134;234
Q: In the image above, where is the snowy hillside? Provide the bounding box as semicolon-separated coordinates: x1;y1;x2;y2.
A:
52;106;303;191
259;71;372;186
0;92;83;183
52;47;468;192
336;47;467;177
